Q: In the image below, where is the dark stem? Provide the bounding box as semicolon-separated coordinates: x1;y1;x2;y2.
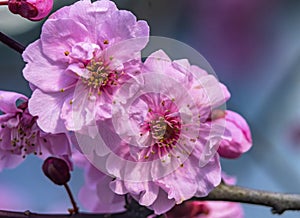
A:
64;183;79;214
0;32;25;54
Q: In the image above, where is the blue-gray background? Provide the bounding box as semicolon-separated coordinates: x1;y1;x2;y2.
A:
1;0;300;217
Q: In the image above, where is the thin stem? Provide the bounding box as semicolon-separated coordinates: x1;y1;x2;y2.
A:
63;183;79;214
0;32;25;54
0;1;8;6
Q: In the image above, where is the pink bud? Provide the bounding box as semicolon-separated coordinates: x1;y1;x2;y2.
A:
8;0;53;21
165;201;210;218
217;110;252;159
42;157;70;186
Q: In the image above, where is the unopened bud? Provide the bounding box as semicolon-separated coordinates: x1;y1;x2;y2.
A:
42;157;70;185
166;201;210;218
8;0;53;21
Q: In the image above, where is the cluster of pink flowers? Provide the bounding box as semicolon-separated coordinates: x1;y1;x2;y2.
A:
0;0;252;217
0;90;71;171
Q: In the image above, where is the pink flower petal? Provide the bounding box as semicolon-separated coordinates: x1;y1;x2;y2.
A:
0;152;23;171
39;132;71;156
41;18;89;62
155;164;198;203
0;91;27;114
69;0;118;42
28;89;69;133
150;188;175;215
23;40;77;93
144;50;172;73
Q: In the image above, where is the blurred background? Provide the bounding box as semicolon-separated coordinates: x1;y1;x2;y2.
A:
1;0;300;217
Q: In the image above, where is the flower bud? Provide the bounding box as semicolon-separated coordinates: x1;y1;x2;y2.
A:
8;0;53;21
166;201;210;218
42;157;70;185
217;110;252;158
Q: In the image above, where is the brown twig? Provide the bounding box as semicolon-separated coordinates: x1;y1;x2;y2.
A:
0;210;135;218
195;183;300;215
1;183;300;217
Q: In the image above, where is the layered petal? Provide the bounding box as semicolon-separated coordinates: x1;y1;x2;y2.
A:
41;18;90;62
0;91;27;114
22;0;149;134
28;89;70;133
23;40;76;93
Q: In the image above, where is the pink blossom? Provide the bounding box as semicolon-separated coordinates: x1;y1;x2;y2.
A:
74;152;125;213
165;200;243;218
22;0;149;134
216;110;252;159
165;173;243;218
77;50;231;214
79;167;126;213
8;0;53;21
0;90;71;171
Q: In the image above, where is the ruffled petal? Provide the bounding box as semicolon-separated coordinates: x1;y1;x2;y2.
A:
155;163;198;203
39;132;71;156
144;50;172;73
79;172;125;213
28;89;70;133
69;0;118;42
99;9;149;52
41;18;89;62
194;155;221;197
150;188;175;215
0;91;27;114
23;40;77;93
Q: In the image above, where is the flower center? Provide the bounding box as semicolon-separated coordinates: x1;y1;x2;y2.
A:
11;115;41;158
2;103;43;158
150;117;168;140
83;59;110;88
149;116;179;145
81;58;120;93
138;98;182;161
